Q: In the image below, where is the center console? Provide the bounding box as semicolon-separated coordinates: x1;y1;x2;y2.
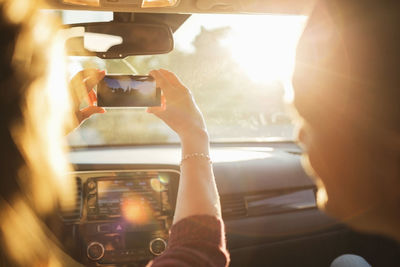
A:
77;170;179;266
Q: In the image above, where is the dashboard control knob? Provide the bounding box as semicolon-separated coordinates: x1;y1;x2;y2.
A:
149;238;167;256
87;242;105;261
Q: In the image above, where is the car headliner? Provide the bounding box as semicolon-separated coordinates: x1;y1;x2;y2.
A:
44;0;316;15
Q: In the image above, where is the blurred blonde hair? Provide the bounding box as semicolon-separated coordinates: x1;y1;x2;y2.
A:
0;0;80;265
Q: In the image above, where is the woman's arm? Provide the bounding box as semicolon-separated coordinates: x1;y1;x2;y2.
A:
146;69;228;266
175;133;221;223
147;69;221;224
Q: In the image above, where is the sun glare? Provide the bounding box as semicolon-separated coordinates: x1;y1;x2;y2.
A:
174;15;307;85
223;16;306;84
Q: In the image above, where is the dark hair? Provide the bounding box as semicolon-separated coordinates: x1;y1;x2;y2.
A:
0;1;76;265
0;4;31;202
294;0;400;146
0;1;54;204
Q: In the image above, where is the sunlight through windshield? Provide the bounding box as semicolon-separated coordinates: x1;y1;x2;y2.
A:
66;12;307;146
175;15;306;85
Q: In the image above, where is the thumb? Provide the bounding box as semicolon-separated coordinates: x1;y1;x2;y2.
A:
146;106;164;115
146;95;166;115
79;106;106;122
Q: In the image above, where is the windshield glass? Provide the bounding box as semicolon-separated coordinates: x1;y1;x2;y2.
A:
64;12;306;146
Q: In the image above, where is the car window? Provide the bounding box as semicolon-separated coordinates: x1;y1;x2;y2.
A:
63;11;306;146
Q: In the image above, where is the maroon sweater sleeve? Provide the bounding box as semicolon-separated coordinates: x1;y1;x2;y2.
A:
147;215;230;267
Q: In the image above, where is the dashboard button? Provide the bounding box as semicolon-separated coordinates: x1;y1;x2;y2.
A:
97;224;111;233
87;196;96;207
88;181;96;190
114;224;124;231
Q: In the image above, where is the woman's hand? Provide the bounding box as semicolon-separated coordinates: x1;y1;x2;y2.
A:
148;70;221;225
147;69;208;142
69;68;106;130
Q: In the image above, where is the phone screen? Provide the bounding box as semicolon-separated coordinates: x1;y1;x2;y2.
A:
97;75;160;107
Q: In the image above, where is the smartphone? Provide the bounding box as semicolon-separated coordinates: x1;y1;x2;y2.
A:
97;75;160;107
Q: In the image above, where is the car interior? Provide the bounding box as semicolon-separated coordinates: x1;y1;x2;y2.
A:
41;0;400;266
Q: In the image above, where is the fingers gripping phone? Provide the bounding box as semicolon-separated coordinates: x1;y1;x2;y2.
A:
97;75;161;107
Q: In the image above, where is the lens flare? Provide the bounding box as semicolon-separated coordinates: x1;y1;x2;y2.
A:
121;197;152;225
150;178;165;192
158;174;169;184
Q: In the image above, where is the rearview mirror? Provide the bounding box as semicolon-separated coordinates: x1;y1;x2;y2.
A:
65;22;174;59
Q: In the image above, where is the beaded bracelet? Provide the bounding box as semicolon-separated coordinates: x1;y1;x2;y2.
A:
180;152;212;165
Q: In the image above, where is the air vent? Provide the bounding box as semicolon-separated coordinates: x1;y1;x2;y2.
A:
220;195;247;219
61;177;83;222
220;189;316;220
245;189;316;217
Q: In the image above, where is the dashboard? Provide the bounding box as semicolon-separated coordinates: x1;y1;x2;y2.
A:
64;170;179;266
61;143;400;267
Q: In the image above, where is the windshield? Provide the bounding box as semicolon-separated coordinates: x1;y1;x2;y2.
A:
64;12;306;146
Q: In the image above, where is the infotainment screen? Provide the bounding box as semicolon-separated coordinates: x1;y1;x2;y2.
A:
97;179;164;222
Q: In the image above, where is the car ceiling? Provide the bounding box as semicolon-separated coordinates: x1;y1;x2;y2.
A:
44;0;316;15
